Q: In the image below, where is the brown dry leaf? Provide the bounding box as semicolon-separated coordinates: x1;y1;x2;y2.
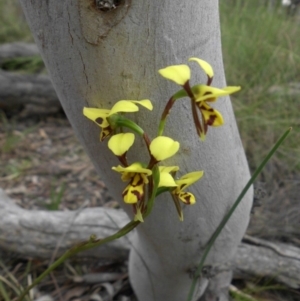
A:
62;286;86;301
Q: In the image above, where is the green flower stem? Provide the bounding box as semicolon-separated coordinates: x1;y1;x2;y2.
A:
144;165;160;218
157;118;167;136
108;115;145;136
18;220;140;301
186;127;292;301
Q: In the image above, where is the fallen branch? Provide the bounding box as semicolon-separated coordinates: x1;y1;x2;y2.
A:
0;43;39;63
0;70;60;110
0;189;299;288
0;189;131;261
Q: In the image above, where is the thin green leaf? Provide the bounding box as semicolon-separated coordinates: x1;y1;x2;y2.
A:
186;127;292;301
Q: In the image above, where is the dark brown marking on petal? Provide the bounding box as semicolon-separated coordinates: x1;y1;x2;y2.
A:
100;126;113;141
199;104;214;113
131;190;142;200
95;117;104;124
207;114;217;126
182;193;191;204
130;176;144;187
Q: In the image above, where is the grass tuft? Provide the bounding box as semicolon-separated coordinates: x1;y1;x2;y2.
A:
220;0;300;173
0;0;32;43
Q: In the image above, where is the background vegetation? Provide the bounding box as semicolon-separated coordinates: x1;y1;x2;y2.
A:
221;0;300;175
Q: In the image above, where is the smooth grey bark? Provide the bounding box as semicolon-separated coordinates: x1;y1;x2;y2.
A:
18;1;253;300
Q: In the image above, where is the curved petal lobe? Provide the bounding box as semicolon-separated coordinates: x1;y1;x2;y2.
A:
189;57;214;78
150;136;180;161
158;64;191;86
108;133;135;156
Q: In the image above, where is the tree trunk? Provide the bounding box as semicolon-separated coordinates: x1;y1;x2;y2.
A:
18;1;253;300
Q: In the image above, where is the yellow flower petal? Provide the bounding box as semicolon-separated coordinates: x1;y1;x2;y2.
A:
199;102;224;127
109;99;154;116
112;163;152;176
158;166;179;187
150;136;180;161
100;126;113;141
109;100;140;116
130;99;153;111
83;107;110;126
159;166;180;173
159;173;177;187
222;86;241;94
123;186;140;204
177;192;196;205
108;133;135;156
193;85;241;103
189;57;214;78
175;171;204;191
158;64;191;86
122;174;145;204
172;171;203;205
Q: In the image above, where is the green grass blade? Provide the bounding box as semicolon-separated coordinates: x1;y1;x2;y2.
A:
0;279;10;301
186;127;292;301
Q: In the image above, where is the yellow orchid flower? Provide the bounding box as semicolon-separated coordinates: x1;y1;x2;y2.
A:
158;166;179;187
83;99;153;141
172;171;204;205
112;163;152;204
156;168;204;221
158;57;241;140
192;85;241;103
108;133;135;156
189;57;214;80
150;136;180;162
158;58;213;86
191;85;241;138
199;102;224;128
158;64;191;86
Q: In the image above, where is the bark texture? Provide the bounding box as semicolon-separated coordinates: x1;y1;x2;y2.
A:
1;190;299;290
18;1;253;300
0;189;130;261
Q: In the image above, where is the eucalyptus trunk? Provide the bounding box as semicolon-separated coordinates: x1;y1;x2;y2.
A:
18;0;253;300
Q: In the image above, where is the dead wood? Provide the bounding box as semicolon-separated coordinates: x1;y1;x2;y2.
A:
0;42;39;63
0;70;60;110
0;189;130;261
0;189;299;289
